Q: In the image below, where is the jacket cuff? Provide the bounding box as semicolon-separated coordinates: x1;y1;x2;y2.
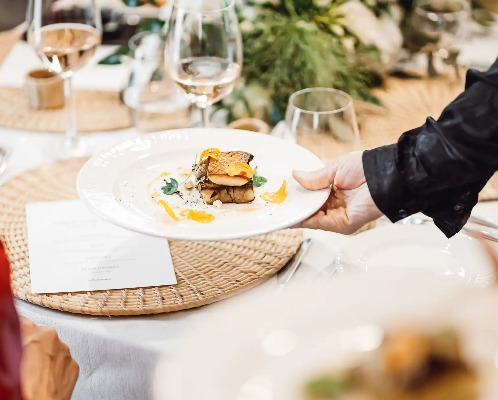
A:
362;145;424;223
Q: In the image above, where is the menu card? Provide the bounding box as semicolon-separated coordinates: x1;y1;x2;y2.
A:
26;200;177;294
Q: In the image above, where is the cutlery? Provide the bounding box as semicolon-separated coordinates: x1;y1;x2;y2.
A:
277;238;312;288
469;215;498;231
462;227;498;243
401;216;498;243
0;147;9;177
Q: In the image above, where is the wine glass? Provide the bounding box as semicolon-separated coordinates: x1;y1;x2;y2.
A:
27;0;102;158
410;0;469;77
165;0;242;128
124;31;191;132
284;88;361;163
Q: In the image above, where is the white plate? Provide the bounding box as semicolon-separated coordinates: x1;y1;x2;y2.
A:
77;128;330;241
154;273;498;400
338;224;494;286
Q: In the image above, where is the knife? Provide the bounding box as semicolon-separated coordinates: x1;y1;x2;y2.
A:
277;238;312;287
469;215;498;231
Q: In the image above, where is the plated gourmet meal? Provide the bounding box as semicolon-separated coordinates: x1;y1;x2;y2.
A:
194;149;256;204
148;148;287;224
78;128;329;240
304;328;480;400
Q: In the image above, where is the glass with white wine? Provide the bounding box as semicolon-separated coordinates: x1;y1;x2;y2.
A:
27;0;102;157
165;0;242;127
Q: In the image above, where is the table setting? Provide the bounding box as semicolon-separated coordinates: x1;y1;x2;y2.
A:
0;0;498;399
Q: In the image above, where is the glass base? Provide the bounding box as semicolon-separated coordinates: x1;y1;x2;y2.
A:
44;136;90;160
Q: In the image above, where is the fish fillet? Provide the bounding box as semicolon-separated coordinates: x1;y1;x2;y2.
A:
194;151;255;204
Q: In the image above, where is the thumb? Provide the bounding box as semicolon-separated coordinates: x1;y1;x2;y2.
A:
292;165;336;191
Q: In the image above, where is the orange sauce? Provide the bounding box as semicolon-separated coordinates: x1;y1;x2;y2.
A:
261;180;287;203
158;200;179;221
147;171;171;191
180;209;215;223
225;163;254;179
199;148;220;162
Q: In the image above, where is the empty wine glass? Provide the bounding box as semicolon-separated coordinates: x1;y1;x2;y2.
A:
27;0;102;158
165;0;242;127
284;88;361;163
410;0;469;77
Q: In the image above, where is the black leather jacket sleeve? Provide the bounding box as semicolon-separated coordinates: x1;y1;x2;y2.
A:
363;58;498;237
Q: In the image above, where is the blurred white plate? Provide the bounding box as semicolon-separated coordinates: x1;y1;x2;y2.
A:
338;225;494;286
155;273;498;400
77;128;329;241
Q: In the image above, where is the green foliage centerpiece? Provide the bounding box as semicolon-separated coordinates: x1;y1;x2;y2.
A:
226;0;383;124
114;0;494;125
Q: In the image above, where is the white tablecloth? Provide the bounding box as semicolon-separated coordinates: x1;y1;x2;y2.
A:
0;127;348;399
0;127;496;399
1;21;498;398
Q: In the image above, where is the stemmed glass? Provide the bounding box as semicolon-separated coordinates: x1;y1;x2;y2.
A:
284;88;361;163
27;0;102;157
410;0;469;77
165;0;242;128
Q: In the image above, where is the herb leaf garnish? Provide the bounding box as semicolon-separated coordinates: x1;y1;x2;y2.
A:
161;178;179;195
253;167;268;188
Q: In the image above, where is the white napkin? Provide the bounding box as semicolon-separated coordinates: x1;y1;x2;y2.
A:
0;41;130;92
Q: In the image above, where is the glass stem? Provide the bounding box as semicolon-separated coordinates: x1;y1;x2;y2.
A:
62;74;77;145
200;106;210;128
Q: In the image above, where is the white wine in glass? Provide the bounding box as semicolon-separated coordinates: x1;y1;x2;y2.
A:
35;23;100;73
166;0;242;127
27;0;102;158
170;56;241;108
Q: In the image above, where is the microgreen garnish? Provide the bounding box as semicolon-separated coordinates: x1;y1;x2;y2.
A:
192;153;198;170
161;178;179;195
253;166;268;187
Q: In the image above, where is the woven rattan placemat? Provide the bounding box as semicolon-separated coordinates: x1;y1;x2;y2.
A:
0;29;132;132
0;158;303;316
0;87;132;132
360;75;498;201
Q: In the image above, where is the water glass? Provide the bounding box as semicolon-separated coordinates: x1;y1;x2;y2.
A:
124;31;190;132
284;88;361;163
411;0;469;76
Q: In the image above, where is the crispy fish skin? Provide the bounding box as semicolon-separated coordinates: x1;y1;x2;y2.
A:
194;151;255;204
194;157;209;181
207;151;253;175
207;151;254;186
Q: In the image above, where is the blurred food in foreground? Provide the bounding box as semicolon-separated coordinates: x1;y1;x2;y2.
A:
304;328;479;400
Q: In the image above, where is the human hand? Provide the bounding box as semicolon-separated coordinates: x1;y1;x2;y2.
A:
19;317;79;400
293;152;383;234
